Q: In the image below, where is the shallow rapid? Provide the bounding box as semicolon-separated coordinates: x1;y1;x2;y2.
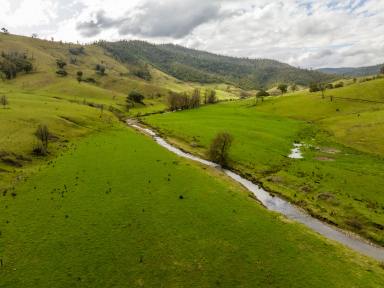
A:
127;120;384;261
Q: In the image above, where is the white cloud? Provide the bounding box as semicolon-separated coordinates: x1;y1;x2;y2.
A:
0;0;383;68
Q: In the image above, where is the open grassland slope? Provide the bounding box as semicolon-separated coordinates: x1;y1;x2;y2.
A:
0;33;242;191
1;127;384;287
144;78;384;245
0;34;241;115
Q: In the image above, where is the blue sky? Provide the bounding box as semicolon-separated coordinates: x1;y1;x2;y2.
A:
0;0;383;68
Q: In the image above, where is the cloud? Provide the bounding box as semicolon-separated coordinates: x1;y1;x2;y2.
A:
1;0;384;68
77;0;222;38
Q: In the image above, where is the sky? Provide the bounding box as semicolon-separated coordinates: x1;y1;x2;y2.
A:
0;0;383;68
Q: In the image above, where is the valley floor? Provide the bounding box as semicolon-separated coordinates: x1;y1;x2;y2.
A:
144;79;384;246
1;125;384;287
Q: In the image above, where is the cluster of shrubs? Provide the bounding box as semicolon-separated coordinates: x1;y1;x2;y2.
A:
56;59;67;77
127;91;145;105
69;47;85;56
132;66;152;81
95;64;106;75
0;51;33;79
359;75;384;83
75;71;96;84
167;91;200;111
167;89;217;111
309;82;344;92
256;89;270;97
32;124;50;156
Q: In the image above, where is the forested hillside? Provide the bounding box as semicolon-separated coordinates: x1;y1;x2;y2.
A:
99;40;334;89
318;64;384;77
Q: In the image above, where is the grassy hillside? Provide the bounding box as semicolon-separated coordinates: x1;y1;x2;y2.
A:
144;78;384;245
99;40;334;90
2;32;384;286
1;126;384;287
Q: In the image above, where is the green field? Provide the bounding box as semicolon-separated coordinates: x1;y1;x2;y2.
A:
2;33;384;287
144;79;384;245
1;126;384;287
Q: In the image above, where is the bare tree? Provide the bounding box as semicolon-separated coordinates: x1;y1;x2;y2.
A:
205;89;217;104
319;83;326;99
190;88;201;109
1;95;8;108
36;124;50;149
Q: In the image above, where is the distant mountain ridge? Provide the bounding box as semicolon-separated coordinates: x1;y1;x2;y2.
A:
99;40;334;89
318;64;383;77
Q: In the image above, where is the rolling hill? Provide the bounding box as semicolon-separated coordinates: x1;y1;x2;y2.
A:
2;32;384;287
318;64;384;77
99;40;335;89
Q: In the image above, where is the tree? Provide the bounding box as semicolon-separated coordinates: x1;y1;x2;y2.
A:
0;52;33;79
255;89;269;104
291;84;298;92
1;27;9;34
277;83;288;94
35;124;50;151
380;66;384;75
319;83;326;99
208;132;233;167
205;89;217;104
256;89;269;97
334;82;344;88
1;95;8;108
309;82;319;92
128;91;145;104
31;33;38;38
189;88;201;109
76;71;83;83
56;59;67;69
96;64;106;75
56;70;68;77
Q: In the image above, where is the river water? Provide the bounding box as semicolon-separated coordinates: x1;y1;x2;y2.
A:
127;120;384;261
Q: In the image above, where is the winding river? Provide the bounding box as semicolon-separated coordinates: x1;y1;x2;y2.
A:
127;120;384;261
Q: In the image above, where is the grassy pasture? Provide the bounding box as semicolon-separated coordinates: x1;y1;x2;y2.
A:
2;32;384;286
144;79;384;244
1;127;384;287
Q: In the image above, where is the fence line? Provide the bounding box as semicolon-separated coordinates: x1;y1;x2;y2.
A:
324;95;384;104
